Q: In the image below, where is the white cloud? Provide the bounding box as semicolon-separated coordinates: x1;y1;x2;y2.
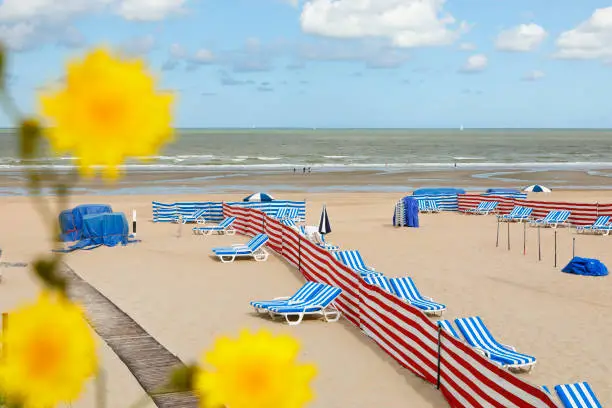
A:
458;42;476;51
522;70;544;81
300;0;467;48
495;23;547;52
554;7;612;60
0;0;190;50
163;43;215;71
116;0;187;21
459;54;487;73
118;35;156;57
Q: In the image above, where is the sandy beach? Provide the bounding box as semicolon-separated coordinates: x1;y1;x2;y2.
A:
0;190;611;407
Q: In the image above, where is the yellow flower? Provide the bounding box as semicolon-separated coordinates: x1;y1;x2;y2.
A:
195;329;317;408
38;47;174;179
0;291;97;408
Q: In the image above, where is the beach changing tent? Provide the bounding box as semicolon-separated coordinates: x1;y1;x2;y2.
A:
562;257;608;277
62;212;138;252
393;196;419;227
59;204;113;242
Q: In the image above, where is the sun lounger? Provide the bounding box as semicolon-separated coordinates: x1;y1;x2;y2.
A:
363;274;393;293
436;319;461;339
454;316;536;371
428;200;441;213
193;217;236;235
178;208;207;224
576;216;610;234
530;210;559;227
266;285;342;325
555;382;602;408
250;281;325;312
498;206;533;223
333;250;382;276
464;201;498;215
548;210;571;228
212;233;269;263
388;277;446;315
418;200;429;212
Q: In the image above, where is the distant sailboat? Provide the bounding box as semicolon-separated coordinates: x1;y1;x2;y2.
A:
459;125;464;131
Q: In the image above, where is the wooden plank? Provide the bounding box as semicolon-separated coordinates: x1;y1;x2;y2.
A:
60;263;199;408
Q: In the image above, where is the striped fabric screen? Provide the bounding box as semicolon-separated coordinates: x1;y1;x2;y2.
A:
412;194;459;211
221;203;558;408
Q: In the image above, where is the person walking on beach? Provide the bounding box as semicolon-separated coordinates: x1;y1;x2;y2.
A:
293;168;296;174
308;167;311;174
303;167;306;174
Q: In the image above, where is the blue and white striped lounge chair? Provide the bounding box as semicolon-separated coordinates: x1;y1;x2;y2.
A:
193;217;236;236
178;208;207;224
514;207;533;222
333;250;382;277
280;219;298;229
267;285;343;325
465;201;498;215
530;210;559;227
388;277;446;315
275;207;300;221
428;200;441;213
497;206;523;221
454;316;536;372
418;200;429;212
555;382;602;408
548;210;571;228
363;274;393;294
212;234;269;263
250;281;325;313
436;319;461;339
576;216;610;235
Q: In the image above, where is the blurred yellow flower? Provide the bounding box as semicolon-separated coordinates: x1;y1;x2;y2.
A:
195;329;317;408
39;47;174;179
0;291;97;407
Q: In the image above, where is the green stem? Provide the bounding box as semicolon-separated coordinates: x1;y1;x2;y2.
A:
0;91;21;121
95;369;107;408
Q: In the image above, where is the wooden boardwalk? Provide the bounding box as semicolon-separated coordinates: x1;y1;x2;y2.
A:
61;264;199;408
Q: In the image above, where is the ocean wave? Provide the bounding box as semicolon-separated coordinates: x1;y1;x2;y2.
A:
2;161;612;172
323;155;348;159
256;157;281;161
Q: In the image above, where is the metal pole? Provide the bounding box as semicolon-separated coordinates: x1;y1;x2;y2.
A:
507;222;510;251
538;227;541;261
572;237;575;258
298;235;302;273
496;219;500;247
523;222;526;255
554;230;557;268
436;326;442;390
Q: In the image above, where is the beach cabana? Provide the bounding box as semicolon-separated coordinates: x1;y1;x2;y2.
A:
62;212;138;252
523;184;552;193
393;196;419;227
243;192;274;202
59;204;113;242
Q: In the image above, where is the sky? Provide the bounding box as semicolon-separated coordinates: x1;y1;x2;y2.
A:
1;0;612;128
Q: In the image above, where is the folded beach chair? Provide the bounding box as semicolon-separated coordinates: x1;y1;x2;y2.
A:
280;219;298;229
193;217;236;235
266;285;342;325
178;208;207;224
250;281;325;313
555;382;602;408
454;316;536;371
212;233;269;263
498;206;533;223
418;200;429;213
436;319;461;339
515;207;533;222
333;250;382;277
465;201;498;215
576;216;610;235
389;277;446;315
428;200;441;213
275;207;300;221
529;210;559;227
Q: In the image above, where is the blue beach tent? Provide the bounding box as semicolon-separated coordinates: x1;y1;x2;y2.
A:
562;257;608;277
393;196;419;227
61;212;139;252
59;204;113;242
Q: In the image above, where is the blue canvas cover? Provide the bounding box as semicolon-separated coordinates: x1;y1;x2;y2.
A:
562;257;608;277
64;212;137;251
486;188;520;194
59;209;79;242
72;204;112;231
393;196;419;227
413;188;466;196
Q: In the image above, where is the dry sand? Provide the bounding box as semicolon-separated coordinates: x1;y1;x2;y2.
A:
0;190;611;407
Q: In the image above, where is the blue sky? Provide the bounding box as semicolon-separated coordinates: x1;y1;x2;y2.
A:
1;0;612;128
